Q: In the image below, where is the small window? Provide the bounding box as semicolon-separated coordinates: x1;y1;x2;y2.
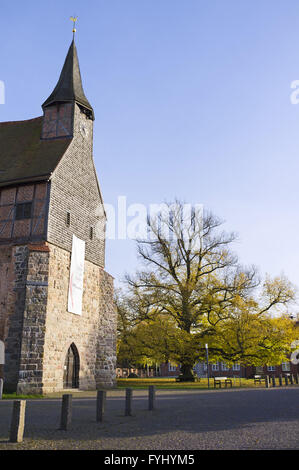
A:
232;364;240;371
221;363;229;371
282;362;290;372
66;212;71;227
212;363;219;371
267;366;276;371
90;227;93;240
15;202;32;220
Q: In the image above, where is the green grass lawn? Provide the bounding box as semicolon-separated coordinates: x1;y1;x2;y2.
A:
117;377;258;390
0;377;291;398
2;393;44;400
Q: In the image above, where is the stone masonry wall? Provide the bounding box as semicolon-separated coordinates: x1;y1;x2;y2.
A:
16;245;50;394
3;246;29;391
2;245;49;393
47;104;106;268
0;245;15;380
2;241;116;393
0;246;14;341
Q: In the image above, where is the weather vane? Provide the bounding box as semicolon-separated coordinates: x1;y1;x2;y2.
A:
70;16;78;39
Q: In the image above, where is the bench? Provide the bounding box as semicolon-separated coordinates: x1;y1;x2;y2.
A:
213;377;232;388
254;375;266;385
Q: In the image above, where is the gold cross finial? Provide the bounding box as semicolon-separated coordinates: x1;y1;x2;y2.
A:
70;16;78;38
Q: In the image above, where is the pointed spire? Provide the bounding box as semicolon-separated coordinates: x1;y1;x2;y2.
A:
42;40;94;120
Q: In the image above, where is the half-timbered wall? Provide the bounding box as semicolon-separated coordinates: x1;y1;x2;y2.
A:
0;182;49;243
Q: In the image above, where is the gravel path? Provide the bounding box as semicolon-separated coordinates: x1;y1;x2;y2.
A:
0;387;299;450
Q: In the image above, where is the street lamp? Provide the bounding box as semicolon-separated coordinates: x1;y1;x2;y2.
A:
205;343;210;388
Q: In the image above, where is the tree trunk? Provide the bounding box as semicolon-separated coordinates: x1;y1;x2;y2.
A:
178;362;195;382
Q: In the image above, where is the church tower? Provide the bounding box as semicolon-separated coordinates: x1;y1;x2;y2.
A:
0;37;116;393
41;38;94;139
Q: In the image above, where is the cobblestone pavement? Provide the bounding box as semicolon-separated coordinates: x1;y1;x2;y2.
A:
0;387;299;450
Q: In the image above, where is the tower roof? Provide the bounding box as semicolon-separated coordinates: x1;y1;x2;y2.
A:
42;40;94;119
0;117;71;188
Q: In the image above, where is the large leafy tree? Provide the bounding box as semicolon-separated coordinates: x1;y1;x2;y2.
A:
202;306;298;366
117;301;298;374
123;202;296;380
117;299;178;369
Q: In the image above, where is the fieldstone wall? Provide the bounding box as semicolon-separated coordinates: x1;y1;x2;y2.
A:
42;242;116;394
3;246;29;391
1;241;116;394
0;245;15;341
16;246;49;394
0;245;16;382
3;245;49;393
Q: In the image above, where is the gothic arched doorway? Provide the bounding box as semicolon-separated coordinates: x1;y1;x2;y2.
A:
63;343;80;389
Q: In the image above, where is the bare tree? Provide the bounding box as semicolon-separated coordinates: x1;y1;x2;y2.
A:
125;201;295;380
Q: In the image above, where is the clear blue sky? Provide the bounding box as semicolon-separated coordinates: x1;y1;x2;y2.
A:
1;1;299;296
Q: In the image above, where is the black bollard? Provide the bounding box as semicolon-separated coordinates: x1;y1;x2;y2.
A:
96;390;106;422
271;375;276;387
279;375;283;387
125;388;132;416
10;400;26;443
148;385;156;411
60;394;72;430
284;375;288;386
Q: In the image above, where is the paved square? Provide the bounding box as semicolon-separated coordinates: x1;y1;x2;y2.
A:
0;388;299;450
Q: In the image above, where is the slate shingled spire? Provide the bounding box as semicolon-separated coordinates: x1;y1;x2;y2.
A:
42;39;94;120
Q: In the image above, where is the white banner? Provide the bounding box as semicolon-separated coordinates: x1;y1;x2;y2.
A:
68;235;86;315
